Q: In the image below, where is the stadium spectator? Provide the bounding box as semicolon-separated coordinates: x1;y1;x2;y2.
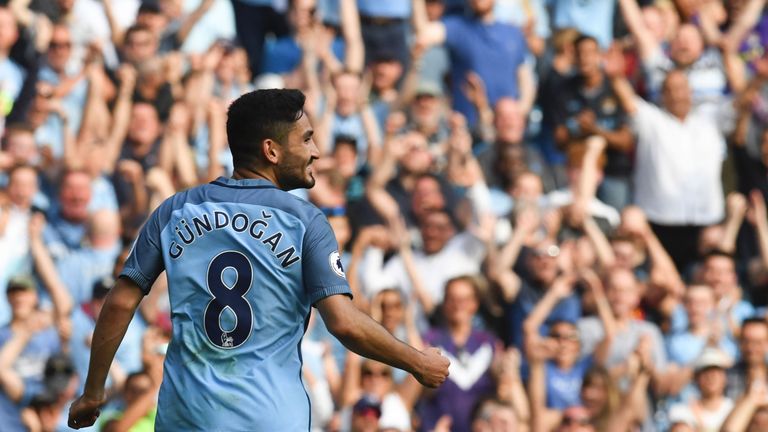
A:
726;318;768;400
414;0;536;126
418;276;499;432
553;34;634;210
668;347;735;432
608;48;728;272
0;275;62;431
42;169;93;259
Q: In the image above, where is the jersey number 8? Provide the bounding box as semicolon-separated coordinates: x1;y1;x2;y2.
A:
204;251;254;349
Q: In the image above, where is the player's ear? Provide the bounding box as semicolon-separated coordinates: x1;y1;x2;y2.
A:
262;138;281;165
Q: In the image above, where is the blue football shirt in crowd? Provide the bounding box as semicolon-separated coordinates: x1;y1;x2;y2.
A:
0;326;60;431
442;15;528;126
120;176;351;431
550;0;616;48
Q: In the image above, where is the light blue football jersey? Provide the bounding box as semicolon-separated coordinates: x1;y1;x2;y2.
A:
120;177;351;431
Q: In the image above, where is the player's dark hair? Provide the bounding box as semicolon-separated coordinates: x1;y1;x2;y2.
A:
226;89;306;168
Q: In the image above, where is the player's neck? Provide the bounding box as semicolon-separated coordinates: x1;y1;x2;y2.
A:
232;167;279;187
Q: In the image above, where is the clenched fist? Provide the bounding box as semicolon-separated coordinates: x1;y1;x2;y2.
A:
413;347;450;388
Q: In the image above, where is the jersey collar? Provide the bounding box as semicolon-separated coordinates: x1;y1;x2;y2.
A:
212;176;278;189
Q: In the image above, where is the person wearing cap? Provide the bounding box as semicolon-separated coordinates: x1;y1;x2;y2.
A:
667;347;735;432
403;81;450;151
28;354;78;432
0;275;61;432
341;356;411;432
350;394;381;432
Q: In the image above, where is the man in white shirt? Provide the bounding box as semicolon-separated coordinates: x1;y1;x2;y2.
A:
618;0;743;123
360;209;485;331
609;54;726;272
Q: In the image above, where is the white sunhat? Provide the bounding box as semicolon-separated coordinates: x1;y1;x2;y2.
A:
693;347;733;372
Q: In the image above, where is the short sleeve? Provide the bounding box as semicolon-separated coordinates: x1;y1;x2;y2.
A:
120;207;166;294
302;213;352;306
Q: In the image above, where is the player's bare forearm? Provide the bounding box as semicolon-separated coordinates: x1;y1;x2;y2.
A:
83;278;144;399
318;295;423;371
316;294;449;387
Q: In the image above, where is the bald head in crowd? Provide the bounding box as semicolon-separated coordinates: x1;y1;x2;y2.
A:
86;210;121;249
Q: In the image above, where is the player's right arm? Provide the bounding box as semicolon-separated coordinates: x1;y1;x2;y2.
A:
70;203;167;429
68;277;145;429
316;294;449;388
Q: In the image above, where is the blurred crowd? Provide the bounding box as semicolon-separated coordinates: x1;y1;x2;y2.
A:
1;0;768;431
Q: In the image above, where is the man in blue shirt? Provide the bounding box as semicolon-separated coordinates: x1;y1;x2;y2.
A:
415;0;535;126
550;0;616;49
67;89;450;431
43;170;93;261
0;276;61;432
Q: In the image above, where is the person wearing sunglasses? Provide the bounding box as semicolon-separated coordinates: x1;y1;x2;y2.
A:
504;237;582;348
523;276;594;413
340;357;412;432
557;406;595;432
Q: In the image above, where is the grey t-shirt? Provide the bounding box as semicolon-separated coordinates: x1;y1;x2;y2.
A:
577;316;668;371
